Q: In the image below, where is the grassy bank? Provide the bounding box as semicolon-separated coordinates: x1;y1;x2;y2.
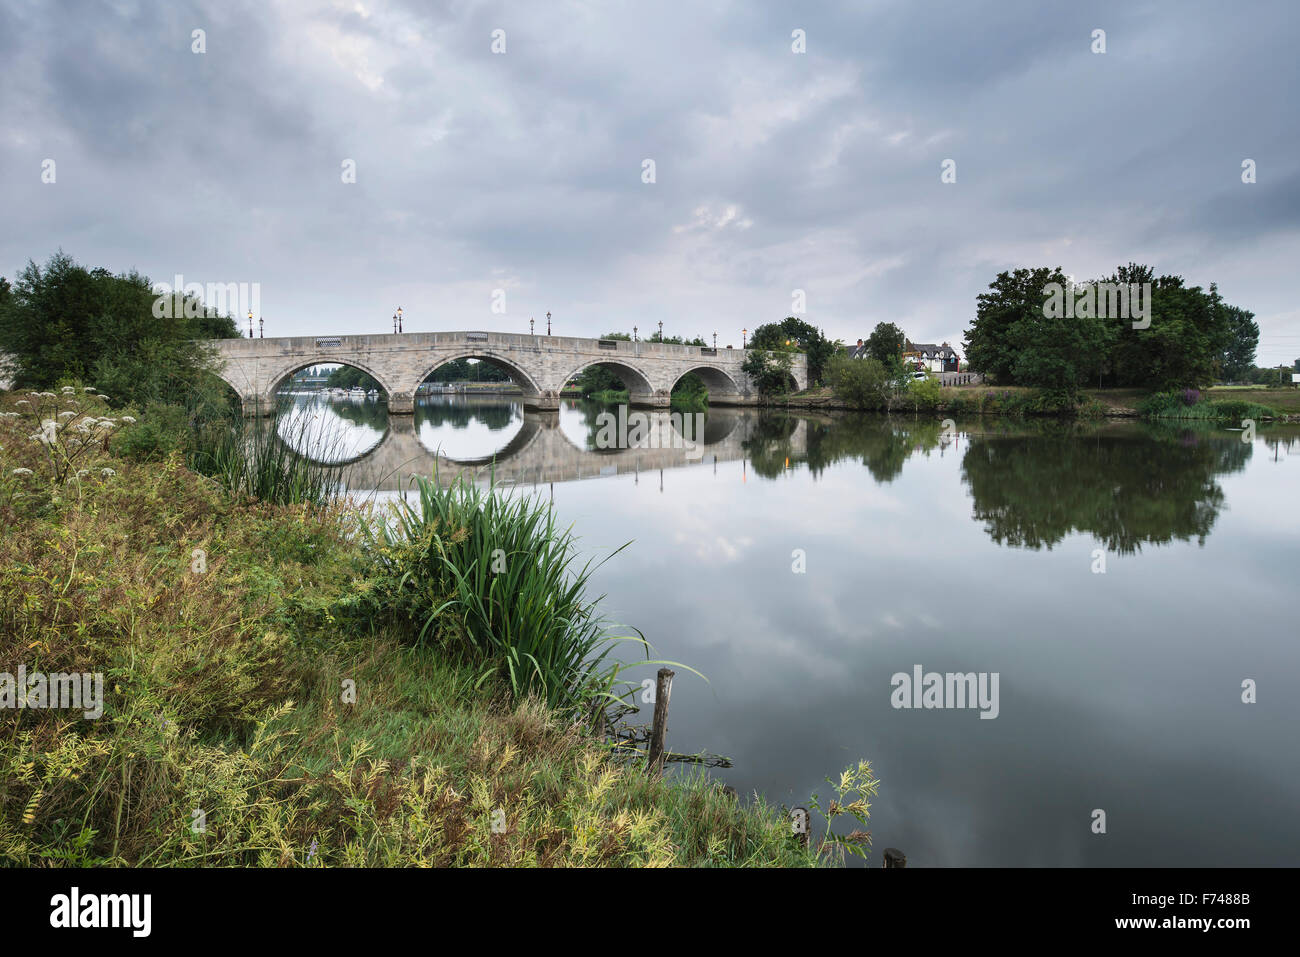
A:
0;390;871;866
781;383;1288;421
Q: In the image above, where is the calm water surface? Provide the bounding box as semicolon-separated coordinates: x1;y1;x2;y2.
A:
278;392;1300;866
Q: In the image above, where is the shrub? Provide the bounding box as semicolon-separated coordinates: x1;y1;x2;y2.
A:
828;354;891;410
906;375;942;411
113;402;190;461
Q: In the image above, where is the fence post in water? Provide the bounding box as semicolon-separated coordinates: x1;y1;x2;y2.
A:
645;667;674;775
883;847;907;868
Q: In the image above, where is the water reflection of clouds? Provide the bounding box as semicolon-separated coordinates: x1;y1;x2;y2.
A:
276;397;385;463
414;396;524;461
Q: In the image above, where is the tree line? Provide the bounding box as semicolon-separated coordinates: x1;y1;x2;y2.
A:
962;263;1260;394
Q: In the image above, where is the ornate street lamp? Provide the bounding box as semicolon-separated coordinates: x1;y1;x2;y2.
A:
742;328;747;348
530;317;535;335
657;320;663;340
633;325;638;342
392;313;398;334
713;331;717;348
259;316;264;338
546;311;551;335
247;310;254;338
396;306;403;333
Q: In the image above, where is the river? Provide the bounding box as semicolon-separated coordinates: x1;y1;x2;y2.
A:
273;391;1300;866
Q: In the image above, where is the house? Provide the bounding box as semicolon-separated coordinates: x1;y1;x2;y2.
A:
905;341;960;373
843;338;961;373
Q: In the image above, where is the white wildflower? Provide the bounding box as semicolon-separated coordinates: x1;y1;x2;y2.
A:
11;468;33;476
100;467;116;477
121;416;137;424
59;410;76;419
61;386;75;394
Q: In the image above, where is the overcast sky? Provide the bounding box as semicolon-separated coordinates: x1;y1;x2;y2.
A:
3;0;1298;363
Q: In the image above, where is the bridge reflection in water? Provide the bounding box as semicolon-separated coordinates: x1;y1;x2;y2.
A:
278;395;808;491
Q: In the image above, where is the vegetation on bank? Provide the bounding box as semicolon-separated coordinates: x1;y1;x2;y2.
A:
0;391;876;866
963;263;1259;394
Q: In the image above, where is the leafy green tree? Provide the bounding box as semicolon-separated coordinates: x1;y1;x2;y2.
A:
964;267;1068;384
865;322;907;365
742;347;795;396
749;317;835;386
965;262;1241;392
0;251;238;408
1219;304;1259;381
649;332;707;346
1007;298;1113;397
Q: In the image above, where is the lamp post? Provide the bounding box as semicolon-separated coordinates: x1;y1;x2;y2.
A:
633;325;638;342
247;310;254;338
742;328;747;349
658;320;663;340
530;317;535;335
392;313;398;334
397;306;403;333
713;331;717;349
546;311;551;335
259;316;264;338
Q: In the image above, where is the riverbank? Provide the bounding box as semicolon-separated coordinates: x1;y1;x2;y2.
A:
762;384;1299;422
0;390;852;867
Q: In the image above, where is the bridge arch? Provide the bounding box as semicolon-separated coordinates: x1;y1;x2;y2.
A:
262;357;398;402
411;350;544;398
670;364;743;396
563;357;656;400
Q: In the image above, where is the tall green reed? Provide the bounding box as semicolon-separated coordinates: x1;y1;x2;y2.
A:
367;472;696;718
187;399;347;506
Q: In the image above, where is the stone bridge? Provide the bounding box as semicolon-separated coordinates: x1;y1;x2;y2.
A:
288;407;808;492
208;331;806;416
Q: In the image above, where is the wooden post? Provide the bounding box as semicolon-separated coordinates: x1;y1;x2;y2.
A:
883;847;907;868
645;668;674;775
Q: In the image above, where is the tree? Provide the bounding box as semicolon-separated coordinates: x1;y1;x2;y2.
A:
649;332;707;346
0;251;239;409
864;322;907;365
749;317;835;386
1219;304;1259;382
742;347;795;396
1008;297;1112;397
963;262;1243;392
964;267;1068;383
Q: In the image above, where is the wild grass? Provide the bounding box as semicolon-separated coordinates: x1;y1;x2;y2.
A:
1;392;856;867
1137;390;1278;421
186;403;347;506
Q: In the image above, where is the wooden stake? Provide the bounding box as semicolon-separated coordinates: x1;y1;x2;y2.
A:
645;668;674;775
